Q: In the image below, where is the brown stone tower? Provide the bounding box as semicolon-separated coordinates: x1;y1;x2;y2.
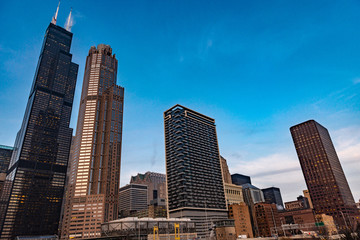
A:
61;44;124;239
290;120;359;228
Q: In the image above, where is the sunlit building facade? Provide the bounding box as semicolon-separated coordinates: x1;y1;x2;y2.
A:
290;120;359;228
0;22;78;238
60;44;124;239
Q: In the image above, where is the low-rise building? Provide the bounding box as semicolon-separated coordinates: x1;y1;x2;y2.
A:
254;203;281;237
101;217;196;239
214;219;237;240
285;196;310;211
279;208;315;226
228;203;253;238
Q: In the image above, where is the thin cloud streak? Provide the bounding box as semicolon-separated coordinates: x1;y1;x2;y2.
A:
226;125;360;202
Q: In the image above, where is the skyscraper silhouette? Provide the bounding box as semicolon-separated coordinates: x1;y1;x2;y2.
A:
61;44;124;239
290;120;359;228
0;13;78;238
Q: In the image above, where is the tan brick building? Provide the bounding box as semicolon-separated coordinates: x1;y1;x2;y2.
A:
228;203;253;238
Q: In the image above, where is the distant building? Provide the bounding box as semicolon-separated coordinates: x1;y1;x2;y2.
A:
228;203;254;238
119;184;148;217
164;105;227;238
225;183;244;205
279;208;315;225
242;184;265;237
285;195;310;211
214;219;237;240
0;145;13;194
220;156;232;184
254;203;281;237
231;174;251;186
356;199;360;209
316;214;338;235
262;187;284;210
130;171;166;205
291;120;359;227
303;190;313;209
242;183;264;205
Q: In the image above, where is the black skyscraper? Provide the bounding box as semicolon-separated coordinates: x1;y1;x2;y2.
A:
164;105;227;238
262;187;284;209
231;173;251;186
0;20;78;238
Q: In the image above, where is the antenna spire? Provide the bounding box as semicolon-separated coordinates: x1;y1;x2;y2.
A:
51;1;61;25
64;8;73;32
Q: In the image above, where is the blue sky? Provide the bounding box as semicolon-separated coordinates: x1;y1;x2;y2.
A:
0;0;359;202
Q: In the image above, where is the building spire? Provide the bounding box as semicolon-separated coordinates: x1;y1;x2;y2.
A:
51;1;60;25
64;8;73;32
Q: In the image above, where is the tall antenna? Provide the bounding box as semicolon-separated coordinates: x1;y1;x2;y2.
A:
51;1;61;25
64;8;73;31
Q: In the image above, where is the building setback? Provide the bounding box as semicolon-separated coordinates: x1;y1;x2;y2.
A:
164;104;227;238
60;44;124;239
290;120;359;228
0;18;78;238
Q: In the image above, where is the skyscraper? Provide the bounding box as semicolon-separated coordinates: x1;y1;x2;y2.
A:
61;44;124;239
231;173;251;186
164;104;227;238
262;187;284;209
290;120;359;227
0;14;78;238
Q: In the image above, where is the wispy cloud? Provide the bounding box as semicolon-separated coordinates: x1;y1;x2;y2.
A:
226;125;360;202
353;78;360;85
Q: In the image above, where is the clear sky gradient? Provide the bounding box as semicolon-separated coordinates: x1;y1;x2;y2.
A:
0;0;359;202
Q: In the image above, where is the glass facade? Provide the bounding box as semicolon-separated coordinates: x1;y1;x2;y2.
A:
231;173;251;186
262;187;284;209
290;120;359;227
0;23;78;239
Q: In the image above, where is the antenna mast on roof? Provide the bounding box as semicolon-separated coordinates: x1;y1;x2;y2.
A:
51;1;61;25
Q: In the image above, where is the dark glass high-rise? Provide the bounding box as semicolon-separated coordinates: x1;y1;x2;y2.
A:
164;105;227;238
0;21;78;238
262;187;284;209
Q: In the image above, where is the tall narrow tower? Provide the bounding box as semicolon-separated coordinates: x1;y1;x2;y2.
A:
164;105;227;238
290;120;359;228
0;18;78;238
61;45;124;239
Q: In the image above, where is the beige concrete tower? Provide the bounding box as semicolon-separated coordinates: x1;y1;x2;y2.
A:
61;45;124;239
